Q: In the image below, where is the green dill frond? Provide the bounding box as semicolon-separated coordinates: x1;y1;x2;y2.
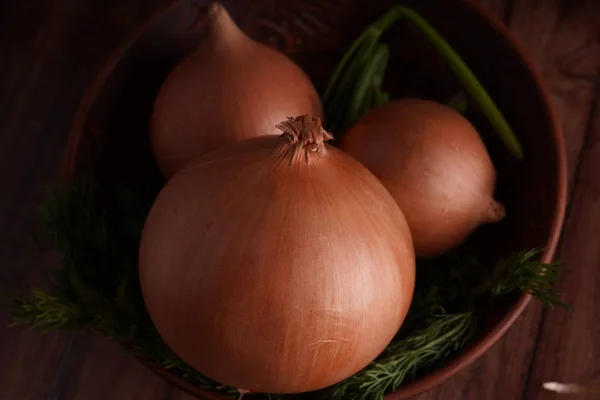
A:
9;176;239;396
10;288;79;332
325;310;475;400
490;249;571;310
10;286;123;339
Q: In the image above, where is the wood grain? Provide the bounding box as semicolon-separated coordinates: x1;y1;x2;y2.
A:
1;0;599;399
415;0;600;399
32;0;174;398
524;77;600;400
412;304;544;400
509;1;600;399
508;0;600;192
169;390;199;400
0;0;168;400
0;324;69;400
0;1;95;398
52;335;170;400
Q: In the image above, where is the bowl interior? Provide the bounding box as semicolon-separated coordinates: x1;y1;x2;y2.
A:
63;0;564;398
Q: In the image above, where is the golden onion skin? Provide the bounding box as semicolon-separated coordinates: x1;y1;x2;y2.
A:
139;116;415;393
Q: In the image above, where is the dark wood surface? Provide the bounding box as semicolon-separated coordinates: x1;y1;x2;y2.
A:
1;0;599;399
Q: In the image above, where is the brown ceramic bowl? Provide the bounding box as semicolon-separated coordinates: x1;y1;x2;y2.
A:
62;0;567;398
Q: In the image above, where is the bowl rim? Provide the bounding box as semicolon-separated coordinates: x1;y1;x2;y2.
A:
61;0;568;398
382;0;567;397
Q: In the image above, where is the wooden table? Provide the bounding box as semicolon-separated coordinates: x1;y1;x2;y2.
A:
1;0;599;399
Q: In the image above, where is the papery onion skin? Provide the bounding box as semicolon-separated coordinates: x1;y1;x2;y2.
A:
150;3;323;178
139;116;415;394
340;98;505;258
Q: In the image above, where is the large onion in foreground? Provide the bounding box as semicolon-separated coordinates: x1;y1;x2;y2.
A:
340;98;505;258
139;116;415;394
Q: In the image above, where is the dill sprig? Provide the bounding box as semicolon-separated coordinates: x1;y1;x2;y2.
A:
325;309;475;400
489;249;572;310
11;289;80;332
8;176;240;398
320;248;570;400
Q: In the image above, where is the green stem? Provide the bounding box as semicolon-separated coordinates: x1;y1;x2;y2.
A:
325;34;377;131
325;30;374;102
324;5;524;159
326;32;379;107
371;44;391;107
393;5;523;159
323;10;401;131
349;44;390;122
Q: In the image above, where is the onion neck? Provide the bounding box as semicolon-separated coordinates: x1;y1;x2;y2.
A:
276;115;333;154
205;2;248;46
482;199;506;223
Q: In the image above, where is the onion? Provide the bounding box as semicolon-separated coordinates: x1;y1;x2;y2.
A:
150;3;323;177
340;98;505;258
139;115;415;394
